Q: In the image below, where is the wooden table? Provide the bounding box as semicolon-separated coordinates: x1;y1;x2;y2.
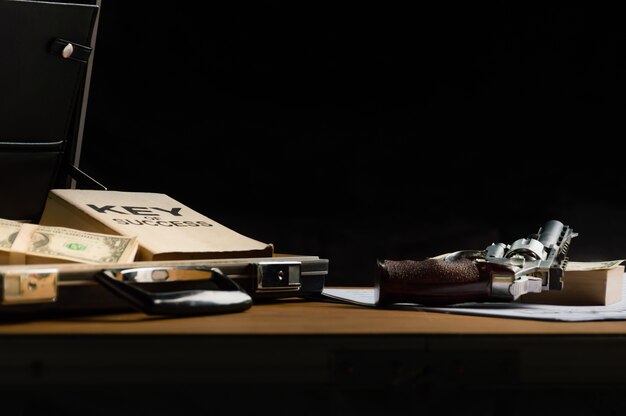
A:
2;296;626;415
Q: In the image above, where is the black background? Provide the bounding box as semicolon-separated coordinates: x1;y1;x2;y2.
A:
80;1;626;285
3;2;626;414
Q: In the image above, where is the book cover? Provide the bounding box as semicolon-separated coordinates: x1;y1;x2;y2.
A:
39;189;274;261
520;266;624;306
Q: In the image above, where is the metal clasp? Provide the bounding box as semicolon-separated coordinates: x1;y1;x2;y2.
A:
256;261;301;292
1;269;58;305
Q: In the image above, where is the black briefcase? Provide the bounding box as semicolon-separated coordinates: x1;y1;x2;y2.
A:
0;256;328;316
0;0;328;315
0;0;100;223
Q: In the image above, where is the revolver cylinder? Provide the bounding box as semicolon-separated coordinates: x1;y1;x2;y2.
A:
538;219;565;248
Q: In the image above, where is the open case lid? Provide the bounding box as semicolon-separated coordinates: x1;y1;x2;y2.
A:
0;0;102;222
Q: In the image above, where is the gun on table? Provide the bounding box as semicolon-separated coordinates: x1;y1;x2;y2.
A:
375;220;577;306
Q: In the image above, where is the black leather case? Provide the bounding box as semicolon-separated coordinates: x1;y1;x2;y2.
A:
0;0;99;222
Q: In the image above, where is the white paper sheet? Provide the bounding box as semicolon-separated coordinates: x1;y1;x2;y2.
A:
322;276;626;322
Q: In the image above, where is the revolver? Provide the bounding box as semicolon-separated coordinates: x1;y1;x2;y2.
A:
375;220;577;306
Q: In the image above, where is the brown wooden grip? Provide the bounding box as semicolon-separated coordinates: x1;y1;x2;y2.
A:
374;258;493;306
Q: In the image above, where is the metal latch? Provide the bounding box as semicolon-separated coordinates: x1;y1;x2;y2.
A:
1;269;58;305
49;38;93;63
256;261;301;292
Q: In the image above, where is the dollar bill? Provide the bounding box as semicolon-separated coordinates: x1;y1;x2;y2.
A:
0;219;21;250
0;218;138;265
565;260;624;271
427;250;623;271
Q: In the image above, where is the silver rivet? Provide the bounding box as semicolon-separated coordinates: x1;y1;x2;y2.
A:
151;269;169;282
62;43;74;59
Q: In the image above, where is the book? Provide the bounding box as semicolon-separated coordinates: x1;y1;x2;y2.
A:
520;265;624;306
39;189;274;261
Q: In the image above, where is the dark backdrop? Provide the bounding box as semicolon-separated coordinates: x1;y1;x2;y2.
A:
80;1;626;285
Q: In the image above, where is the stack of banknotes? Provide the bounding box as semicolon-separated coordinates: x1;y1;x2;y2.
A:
0;218;138;264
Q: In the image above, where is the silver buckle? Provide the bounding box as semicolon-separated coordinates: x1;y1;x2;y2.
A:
1;269;58;305
256;261;301;292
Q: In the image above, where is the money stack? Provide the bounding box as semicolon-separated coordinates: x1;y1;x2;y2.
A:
0;218;138;265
